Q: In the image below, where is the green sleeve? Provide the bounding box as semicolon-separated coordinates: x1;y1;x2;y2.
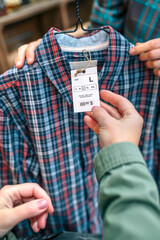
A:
1;232;17;240
94;142;160;240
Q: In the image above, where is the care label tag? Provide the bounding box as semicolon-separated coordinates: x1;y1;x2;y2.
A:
71;67;100;113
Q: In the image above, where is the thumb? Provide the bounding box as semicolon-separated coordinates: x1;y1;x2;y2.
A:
92;106;112;128
8;199;48;226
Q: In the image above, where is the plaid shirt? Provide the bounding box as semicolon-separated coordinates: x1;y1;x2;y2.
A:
0;26;159;239
90;0;160;44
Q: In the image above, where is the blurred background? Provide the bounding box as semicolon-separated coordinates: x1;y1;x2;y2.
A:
0;0;93;74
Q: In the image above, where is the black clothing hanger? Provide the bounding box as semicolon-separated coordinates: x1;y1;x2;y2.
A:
55;0;109;35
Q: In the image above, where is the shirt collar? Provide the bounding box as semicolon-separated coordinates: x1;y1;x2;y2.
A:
35;26;125;105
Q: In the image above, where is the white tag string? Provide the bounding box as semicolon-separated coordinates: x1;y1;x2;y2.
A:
74;49;97;77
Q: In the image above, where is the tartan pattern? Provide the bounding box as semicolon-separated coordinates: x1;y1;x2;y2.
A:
90;0;160;44
0;26;159;239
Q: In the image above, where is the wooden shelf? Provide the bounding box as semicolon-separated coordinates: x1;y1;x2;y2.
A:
0;0;74;73
0;0;73;28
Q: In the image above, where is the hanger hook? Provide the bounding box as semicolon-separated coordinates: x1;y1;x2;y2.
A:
76;0;83;27
55;0;109;35
76;0;80;21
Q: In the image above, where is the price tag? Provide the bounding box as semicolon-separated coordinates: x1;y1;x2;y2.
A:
71;67;100;113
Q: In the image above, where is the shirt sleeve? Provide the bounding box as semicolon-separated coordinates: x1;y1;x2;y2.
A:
0;108;38;186
94;142;160;240
90;0;128;33
1;231;17;240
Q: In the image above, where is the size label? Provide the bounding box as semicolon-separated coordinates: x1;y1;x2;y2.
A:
71;67;100;113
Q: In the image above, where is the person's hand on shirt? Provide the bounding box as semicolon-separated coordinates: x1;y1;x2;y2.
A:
15;39;41;69
0;183;54;237
15;38;160;77
129;38;160;77
84;90;143;149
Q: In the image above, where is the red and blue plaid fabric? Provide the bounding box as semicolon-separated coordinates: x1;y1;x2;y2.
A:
0;26;159;239
90;0;160;44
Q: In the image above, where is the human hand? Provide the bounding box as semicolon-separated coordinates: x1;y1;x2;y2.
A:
15;39;41;69
84;90;143;149
129;38;160;77
0;183;54;237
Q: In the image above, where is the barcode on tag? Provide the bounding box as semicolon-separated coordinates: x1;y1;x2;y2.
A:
71;67;100;113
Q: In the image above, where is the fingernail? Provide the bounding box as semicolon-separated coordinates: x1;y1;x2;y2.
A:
28;57;32;64
36;222;40;232
37;199;48;209
41;216;47;229
16;60;21;66
91;106;99;111
129;48;135;54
